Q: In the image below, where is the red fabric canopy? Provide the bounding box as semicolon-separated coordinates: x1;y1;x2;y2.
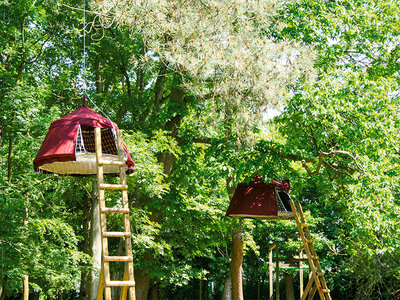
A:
33;101;134;174
226;177;290;219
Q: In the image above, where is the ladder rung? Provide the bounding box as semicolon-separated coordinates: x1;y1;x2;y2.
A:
321;289;330;293
98;160;126;167
104;255;133;262
103;232;131;237
306;239;313;244
311;256;319;260
106;280;136;287
101;207;130;214
300;223;309;228
317;272;325;277
99;183;128;190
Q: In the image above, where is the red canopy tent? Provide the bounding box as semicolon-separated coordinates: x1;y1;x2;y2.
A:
226;176;293;219
34;100;134;175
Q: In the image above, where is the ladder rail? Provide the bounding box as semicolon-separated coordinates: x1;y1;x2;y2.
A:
95;128;112;300
117;130;136;300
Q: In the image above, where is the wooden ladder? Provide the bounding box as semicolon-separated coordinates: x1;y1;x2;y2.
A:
288;197;332;300
94;127;136;300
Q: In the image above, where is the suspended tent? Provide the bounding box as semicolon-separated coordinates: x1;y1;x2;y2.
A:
226;176;293;219
34;99;134;175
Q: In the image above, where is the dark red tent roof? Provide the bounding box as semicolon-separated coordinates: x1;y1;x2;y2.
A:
226;177;291;219
33;101;134;175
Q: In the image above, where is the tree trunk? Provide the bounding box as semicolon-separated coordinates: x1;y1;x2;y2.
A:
231;230;244;300
90;185;101;299
199;279;202;300
7;135;12;182
222;276;232;300
149;284;159;300
134;85;184;300
203;280;209;300
285;273;295;300
31;292;40;300
79;192;92;300
135;269;151;300
0;275;7;300
79;183;98;300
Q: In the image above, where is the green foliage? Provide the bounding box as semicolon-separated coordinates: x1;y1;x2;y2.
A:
1;0;400;298
124;131;169;198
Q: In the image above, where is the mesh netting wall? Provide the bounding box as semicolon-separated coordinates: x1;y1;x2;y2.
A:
76;125;119;156
276;190;292;213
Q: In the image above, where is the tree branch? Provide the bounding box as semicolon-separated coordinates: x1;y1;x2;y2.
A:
301;150;364;176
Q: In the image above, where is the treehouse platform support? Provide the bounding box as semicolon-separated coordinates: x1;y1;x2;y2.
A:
268;198;332;300
268;244;308;300
23;275;28;300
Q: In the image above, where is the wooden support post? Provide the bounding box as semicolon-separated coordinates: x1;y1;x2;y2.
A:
120;268;128;300
96;266;105;300
265;196;331;300
23;275;28;300
275;244;280;300
299;248;304;298
269;244;275;300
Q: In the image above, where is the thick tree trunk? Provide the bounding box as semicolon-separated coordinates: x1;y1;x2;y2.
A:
149;284;159;300
203;280;209;300
135;269;151;300
133;85;184;300
79;183;98;300
222;276;232;300
79;192;92;300
90;188;101;299
231;230;244;300
199;279;203;300
285;273;295;300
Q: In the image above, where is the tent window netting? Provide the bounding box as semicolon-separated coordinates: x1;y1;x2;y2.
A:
76;125;120;157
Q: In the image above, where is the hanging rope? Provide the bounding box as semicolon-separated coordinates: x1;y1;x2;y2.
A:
83;0;87;95
81;0;115;131
85;95;116;130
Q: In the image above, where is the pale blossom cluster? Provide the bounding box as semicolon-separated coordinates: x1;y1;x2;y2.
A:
92;0;314;140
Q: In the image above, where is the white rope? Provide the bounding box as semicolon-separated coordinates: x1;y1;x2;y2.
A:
83;0;87;94
81;0;116;133
84;95;116;131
